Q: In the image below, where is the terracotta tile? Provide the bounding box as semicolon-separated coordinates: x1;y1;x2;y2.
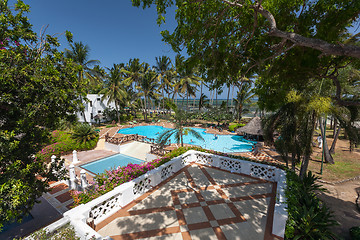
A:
128;206;174;215
264;182;277;240
55;191;72;203
113;226;180;239
187;221;211;231
181;231;192;240
49;183;68;195
213;226;227;240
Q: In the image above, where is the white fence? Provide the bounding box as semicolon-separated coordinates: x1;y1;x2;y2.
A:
42;150;287;240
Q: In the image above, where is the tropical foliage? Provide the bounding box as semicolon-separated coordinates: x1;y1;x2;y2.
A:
71;124;99;145
156;105;204;147
0;0;88;229
285;171;338;239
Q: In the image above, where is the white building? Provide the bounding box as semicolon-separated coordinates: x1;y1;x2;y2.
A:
77;94;115;124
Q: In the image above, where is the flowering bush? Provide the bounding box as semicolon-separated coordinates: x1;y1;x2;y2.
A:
71;157;171;206
36;130;99;163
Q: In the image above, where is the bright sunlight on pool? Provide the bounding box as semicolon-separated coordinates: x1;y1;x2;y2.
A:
118;125;255;153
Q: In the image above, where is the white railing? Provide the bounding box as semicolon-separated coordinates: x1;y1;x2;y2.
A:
50;150;287;240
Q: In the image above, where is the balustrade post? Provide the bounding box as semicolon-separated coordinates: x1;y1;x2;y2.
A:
80;169;89;190
72;150;79;163
68;164;79;190
51;155;57;175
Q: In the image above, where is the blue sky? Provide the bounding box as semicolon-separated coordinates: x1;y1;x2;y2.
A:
25;0;230;99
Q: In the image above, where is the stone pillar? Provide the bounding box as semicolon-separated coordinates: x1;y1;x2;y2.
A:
68;164;78;190
50;155;57;175
80;169;88;189
72;150;79;163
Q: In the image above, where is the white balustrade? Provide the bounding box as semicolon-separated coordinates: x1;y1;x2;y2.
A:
68;164;79;190
80;169;89;190
72;150;79;163
60;150;287;239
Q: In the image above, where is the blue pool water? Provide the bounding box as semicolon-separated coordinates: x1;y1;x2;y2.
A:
118;125;255;153
2;214;33;232
81;154;144;174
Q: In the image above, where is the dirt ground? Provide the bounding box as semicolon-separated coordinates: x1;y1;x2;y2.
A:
302;135;360;239
318;180;360;239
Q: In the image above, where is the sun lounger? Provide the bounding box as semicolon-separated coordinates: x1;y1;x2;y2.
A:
133;120;138;124
129;121;133;125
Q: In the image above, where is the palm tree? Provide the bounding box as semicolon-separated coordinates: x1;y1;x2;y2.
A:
157;105;204;147
100;64;127;123
154;56;172;110
198;93;209;111
137;69;159;121
122;58;147;117
234;81;255;121
65;41;100;122
174;66;201;111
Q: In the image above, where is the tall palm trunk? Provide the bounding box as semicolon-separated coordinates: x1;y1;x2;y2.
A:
319;118;334;164
299;112;316;179
143;94;148;121
330;125;341;154
226;81;231;110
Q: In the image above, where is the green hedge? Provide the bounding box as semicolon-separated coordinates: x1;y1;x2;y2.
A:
228;123;245;132
36;130;99;162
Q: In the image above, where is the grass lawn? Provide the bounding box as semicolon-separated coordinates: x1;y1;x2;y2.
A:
307;129;360;182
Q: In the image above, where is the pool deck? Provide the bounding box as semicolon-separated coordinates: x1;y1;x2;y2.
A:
96;163;281;240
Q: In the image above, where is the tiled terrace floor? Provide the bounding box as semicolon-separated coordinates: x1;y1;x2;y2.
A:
96;164;280;240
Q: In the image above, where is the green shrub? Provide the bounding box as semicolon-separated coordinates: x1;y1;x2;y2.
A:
285;171;338;239
350;226;360;240
21;224;81;240
36;129;98;162
106;124;116;128
228;123;245;132
72;123;98;144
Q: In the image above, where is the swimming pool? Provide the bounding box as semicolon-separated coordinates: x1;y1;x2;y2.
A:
118;125;255;153
81;154;144;174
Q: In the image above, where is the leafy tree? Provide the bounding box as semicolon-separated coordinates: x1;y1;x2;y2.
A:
157;105;204;147
0;0;87;229
133;0;360;62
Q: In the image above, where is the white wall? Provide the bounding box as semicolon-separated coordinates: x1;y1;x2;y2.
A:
77;94;116;124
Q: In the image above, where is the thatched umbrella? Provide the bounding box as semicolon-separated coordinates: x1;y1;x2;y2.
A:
236;117;264;138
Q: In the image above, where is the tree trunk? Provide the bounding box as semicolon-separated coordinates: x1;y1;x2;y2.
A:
226;82;231;110
329;125;341;154
299;112;316;179
143;96;147;121
319;118;335;164
291;152;296;171
333;118;337;137
116;103;121;124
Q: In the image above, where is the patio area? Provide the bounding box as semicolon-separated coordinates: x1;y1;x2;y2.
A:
95;163;280;240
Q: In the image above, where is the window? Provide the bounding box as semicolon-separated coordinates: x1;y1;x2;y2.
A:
90;101;92;107
98;110;102;113
90;113;93;119
97;98;100;102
